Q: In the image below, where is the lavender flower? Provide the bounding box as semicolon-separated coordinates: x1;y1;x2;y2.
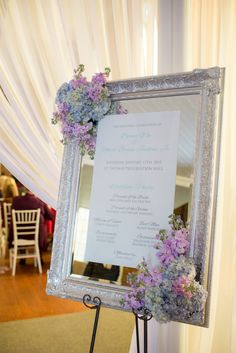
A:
91;72;107;85
155;225;190;266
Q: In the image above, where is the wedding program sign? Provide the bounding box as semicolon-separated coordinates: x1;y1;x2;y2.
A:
83;111;180;267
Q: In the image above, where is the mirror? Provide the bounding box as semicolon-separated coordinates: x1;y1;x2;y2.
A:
47;67;224;326
71;94;198;284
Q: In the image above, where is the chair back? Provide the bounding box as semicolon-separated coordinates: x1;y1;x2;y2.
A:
0;204;4;257
12;209;40;243
3;202;12;237
0;203;3;232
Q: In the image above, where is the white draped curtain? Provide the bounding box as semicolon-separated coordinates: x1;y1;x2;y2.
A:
0;1;235;352
130;2;236;353
181;1;236;352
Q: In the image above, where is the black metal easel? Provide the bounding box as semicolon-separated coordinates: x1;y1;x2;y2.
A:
83;294;102;353
133;307;153;353
83;294;152;353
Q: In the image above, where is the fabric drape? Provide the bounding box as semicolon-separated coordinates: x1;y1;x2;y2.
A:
181;1;236;353
130;1;236;353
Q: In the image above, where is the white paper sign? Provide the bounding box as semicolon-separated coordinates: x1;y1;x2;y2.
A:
83;111;180;267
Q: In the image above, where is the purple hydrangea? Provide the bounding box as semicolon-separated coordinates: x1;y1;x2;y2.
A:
122;215;208;323
52;65;127;158
172;275;193;299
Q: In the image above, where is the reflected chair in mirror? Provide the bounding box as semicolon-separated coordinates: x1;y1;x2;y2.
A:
0;204;6;257
3;202;12;239
0;203;12;257
9;209;42;276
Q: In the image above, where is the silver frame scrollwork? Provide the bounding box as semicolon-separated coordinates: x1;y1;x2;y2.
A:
46;67;225;327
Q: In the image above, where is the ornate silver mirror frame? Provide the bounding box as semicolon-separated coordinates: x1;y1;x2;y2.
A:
47;67;224;326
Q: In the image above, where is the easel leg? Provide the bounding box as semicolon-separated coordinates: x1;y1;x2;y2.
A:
89;303;100;353
135;314;140;353
133;308;152;353
83;294;102;353
143;319;148;353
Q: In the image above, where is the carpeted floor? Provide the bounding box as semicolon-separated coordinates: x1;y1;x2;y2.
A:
0;308;134;353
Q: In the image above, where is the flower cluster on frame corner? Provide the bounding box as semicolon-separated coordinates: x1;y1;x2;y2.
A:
52;64;127;159
122;214;208;324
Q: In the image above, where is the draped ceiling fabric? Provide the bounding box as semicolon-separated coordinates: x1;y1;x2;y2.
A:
0;1;236;353
0;0;159;207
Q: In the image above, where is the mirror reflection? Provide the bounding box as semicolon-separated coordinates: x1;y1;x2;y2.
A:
71;94;200;285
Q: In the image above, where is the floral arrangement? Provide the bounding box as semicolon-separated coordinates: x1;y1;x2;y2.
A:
52;64;127;158
122;215;207;323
